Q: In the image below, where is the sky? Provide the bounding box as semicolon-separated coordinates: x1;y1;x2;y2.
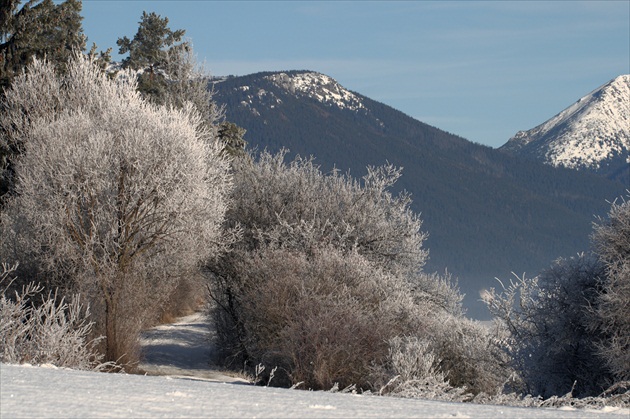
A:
80;1;630;148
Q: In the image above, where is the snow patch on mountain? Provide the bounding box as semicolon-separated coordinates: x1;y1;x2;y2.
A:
234;84;283;117
504;75;629;171
266;72;367;112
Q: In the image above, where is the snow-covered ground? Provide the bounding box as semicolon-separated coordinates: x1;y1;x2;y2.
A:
2;363;628;418
1;312;628;418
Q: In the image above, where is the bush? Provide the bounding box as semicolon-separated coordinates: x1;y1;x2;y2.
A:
377;336;472;402
373;313;510;400
591;195;630;382
224;150;429;276
484;195;630;399
483;256;611;398
205;150;500;391
0;263;103;369
227;246;424;389
423;314;511;396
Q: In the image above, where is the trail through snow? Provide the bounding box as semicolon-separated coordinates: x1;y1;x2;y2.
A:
137;311;247;384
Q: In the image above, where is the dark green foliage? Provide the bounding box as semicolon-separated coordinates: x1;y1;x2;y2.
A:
211;71;627;318
0;0;85;90
117;11;185;104
217;121;247;158
0;0;86;206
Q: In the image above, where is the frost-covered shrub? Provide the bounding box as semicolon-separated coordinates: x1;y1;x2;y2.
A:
377;336;465;401
471;382;630;409
424;315;511;395
483;256;611;398
0;263;103;369
591;196;630;382
484;195;630;399
374;315;510;400
206;150;480;391
0;54;232;364
224;246;426;390
224;150;429;276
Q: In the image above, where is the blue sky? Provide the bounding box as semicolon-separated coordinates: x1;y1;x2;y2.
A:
81;1;629;148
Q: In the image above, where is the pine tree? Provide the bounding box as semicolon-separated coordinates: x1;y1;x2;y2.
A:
0;0;85;90
116;11;186;103
1;0;86;206
116;11;247;157
218;121;247;157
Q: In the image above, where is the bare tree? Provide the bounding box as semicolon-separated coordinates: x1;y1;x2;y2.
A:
1;54;232;364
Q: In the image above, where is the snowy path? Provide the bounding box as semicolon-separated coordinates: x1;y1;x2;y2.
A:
137;311;247;384
1;364;627;419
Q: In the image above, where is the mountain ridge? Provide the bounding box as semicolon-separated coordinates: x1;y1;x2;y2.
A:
212;70;627;319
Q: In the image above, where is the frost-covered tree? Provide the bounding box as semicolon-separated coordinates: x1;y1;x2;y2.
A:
484;195;630;398
0;0;87;204
0;54;232;363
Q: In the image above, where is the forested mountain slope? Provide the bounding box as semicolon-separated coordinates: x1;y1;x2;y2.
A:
212;71;626;318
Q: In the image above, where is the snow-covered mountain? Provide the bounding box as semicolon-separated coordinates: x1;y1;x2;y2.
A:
211;70;627;319
501;75;629;182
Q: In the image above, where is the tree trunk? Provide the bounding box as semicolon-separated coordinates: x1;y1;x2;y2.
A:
104;292;118;363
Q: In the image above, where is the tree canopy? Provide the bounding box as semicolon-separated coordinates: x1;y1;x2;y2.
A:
0;0;85;90
117;11;186;102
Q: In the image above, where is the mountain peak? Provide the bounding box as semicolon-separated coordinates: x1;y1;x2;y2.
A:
501;75;630;180
264;71;367;111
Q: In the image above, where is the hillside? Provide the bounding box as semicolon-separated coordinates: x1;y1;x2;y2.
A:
212;71;627;319
501;75;629;183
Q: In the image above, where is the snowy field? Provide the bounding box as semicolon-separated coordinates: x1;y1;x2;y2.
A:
2;364;628;419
